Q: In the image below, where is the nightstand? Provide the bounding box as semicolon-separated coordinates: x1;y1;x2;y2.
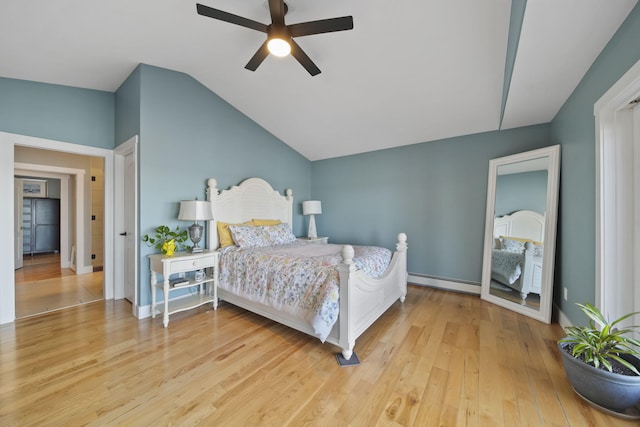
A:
149;250;219;327
298;236;329;244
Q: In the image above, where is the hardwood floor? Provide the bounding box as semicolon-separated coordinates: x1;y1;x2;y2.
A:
14;253;103;319
0;285;633;426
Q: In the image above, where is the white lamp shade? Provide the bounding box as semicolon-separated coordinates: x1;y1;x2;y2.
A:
178;200;214;221
303;200;322;215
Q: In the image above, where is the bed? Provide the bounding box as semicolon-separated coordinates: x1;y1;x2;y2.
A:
205;177;408;360
491;210;544;302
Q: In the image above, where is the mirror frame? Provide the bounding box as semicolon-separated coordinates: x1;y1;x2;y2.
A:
480;145;561;323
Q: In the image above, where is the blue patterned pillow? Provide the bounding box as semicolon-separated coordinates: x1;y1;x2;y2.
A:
265;223;296;245
228;225;271;248
501;237;525;253
229;224;296;248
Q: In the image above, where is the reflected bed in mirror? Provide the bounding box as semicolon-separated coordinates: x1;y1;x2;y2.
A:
481;145;560;323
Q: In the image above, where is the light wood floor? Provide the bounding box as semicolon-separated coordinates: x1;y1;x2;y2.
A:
15;253;103;319
0;286;633;426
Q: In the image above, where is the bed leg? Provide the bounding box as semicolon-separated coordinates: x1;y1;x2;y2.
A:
520;292;527;304
341;349;353;360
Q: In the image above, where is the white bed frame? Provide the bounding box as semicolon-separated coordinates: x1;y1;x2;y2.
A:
205;177;408;360
493;210;544;301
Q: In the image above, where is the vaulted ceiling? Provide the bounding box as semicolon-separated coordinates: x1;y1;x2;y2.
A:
0;1;637;160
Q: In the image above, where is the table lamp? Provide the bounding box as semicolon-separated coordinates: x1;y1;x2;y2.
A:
178;199;214;253
302;200;322;239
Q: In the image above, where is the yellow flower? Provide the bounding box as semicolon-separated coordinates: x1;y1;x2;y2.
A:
162;239;176;256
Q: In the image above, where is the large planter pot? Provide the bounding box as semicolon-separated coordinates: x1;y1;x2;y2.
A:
558;341;640;412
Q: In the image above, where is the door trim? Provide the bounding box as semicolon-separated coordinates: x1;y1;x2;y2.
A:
594;58;640;320
15;165;79;270
0;131;114;324
114;136;139;315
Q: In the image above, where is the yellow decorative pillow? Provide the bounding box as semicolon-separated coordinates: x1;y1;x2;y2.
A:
500;235;543;246
251;219;282;226
217;221;253;247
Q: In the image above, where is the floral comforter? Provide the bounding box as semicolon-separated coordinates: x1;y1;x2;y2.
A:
218;241;392;342
491;249;523;287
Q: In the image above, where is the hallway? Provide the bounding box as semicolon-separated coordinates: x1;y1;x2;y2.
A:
15;253;103;318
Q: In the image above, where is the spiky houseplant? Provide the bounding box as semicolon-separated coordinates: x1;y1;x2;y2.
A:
558;303;640;413
560;303;640;375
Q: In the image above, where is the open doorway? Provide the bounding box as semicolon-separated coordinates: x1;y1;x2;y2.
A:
13;147;105;318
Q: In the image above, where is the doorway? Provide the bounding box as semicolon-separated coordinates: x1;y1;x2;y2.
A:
0;131;116;325
13;149;106;318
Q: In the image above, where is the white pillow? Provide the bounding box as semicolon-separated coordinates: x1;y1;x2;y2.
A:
228;225;271;248
228;223;296;248
265;223;296;245
501;237;525;253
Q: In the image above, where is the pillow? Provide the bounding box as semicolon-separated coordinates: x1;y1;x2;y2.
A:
265;223;296;245
500;235;543;246
217;221;253;247
228;225;272;248
501;237;525;254
252;219;282;226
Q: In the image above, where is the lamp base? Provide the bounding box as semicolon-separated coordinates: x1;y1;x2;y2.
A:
188;223;204;253
307;214;318;239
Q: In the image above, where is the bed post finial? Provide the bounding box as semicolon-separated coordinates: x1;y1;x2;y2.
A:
206;178;219;201
341;245;355;264
285;188;293;200
396;233;408;252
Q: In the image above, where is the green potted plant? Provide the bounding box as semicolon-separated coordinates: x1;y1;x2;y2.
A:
558;303;640;414
142;225;189;256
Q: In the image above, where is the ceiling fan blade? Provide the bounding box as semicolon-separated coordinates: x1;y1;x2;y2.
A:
288;16;353;37
289;39;321;76
245;41;270;71
268;0;286;27
196;3;268;33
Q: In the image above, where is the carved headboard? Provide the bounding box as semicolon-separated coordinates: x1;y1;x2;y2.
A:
206;178;294;249
493;210;545;243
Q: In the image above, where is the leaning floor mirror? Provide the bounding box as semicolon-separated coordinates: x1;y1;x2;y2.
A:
480;145;560;323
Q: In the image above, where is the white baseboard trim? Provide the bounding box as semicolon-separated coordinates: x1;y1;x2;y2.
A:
75;265;94;275
135;291;206;320
136;304;151;319
555;304;571;329
408;274;481;295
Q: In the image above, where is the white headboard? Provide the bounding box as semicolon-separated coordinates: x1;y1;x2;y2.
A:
494;210;545;243
206;178;294;249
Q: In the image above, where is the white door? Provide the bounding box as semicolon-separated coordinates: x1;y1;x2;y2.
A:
123;150;136;303
14;178;23;270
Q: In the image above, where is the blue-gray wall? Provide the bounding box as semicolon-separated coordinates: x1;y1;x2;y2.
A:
550;3;640;323
495;170;547;217
311;125;551;283
115;66;141;146
131;65;311;305
0;77;114;148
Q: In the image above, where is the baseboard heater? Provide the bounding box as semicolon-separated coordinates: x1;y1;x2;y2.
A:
408;273;481;295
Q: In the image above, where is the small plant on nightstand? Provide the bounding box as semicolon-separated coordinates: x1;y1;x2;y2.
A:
142;225;189;256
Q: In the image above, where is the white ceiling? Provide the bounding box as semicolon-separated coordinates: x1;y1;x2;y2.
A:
0;0;636;160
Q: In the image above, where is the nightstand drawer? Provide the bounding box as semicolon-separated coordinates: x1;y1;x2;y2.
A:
169;256;214;273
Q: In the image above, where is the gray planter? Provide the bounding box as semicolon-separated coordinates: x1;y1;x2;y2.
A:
558;341;640;411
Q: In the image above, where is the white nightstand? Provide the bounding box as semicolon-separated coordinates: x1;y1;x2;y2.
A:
298;236;329;244
149;250;219;327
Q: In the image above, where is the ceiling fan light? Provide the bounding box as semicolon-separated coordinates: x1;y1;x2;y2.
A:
267;38;291;57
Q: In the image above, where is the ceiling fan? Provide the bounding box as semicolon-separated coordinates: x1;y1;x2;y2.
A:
196;1;353;76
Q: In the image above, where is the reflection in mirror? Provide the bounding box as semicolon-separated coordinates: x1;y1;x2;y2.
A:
481;146;560;323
